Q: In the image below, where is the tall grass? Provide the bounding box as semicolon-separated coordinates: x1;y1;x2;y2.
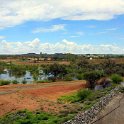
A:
0;80;11;86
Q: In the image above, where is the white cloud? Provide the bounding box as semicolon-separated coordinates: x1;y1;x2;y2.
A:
87;25;96;28
105;28;118;31
0;38;123;54
33;24;65;33
76;32;84;36
70;31;84;38
94;27;118;35
70;35;80;38
1;0;124;28
95;31;108;35
0;36;5;39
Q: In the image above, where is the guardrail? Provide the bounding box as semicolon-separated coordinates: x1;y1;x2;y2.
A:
64;86;121;124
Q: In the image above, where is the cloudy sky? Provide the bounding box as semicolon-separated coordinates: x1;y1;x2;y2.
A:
0;0;124;54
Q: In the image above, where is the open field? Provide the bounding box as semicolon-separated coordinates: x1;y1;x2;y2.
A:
88;58;124;64
13;61;70;65
0;80;86;116
0;58;70;65
0;58;124;65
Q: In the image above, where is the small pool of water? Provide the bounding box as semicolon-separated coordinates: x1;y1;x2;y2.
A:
0;69;48;84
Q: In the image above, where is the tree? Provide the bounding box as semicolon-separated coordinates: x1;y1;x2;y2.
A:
83;70;105;89
46;63;67;80
101;59;116;75
76;59;89;69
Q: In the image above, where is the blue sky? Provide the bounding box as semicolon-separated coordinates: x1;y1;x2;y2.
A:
0;0;124;54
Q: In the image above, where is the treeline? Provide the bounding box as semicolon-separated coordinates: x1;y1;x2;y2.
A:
0;53;124;61
0;59;124;87
42;59;124;79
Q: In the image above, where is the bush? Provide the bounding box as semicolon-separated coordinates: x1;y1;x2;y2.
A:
0;80;11;86
77;89;92;101
64;74;73;81
22;80;27;84
110;74;123;84
12;80;19;84
58;89;93;103
76;74;84;80
36;80;51;83
48;76;56;82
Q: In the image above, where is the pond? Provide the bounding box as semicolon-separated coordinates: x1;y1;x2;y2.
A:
0;69;49;84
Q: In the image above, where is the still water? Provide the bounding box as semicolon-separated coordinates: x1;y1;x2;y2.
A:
0;69;48;84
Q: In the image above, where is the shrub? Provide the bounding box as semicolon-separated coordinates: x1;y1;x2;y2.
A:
12;80;19;84
77;89;92;100
0;80;11;86
64;74;73;81
76;74;84;80
48;76;56;82
36;80;51;83
110;74;123;84
22;80;27;84
58;89;93;103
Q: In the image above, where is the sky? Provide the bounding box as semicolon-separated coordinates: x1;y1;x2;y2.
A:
0;0;124;54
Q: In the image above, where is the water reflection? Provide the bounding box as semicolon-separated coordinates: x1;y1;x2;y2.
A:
0;69;48;84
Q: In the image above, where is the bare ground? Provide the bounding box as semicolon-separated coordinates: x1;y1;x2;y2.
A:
0;80;86;116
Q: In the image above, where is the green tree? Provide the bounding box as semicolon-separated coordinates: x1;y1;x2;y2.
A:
76;59;89;69
101;59;116;75
83;70;105;89
47;63;67;80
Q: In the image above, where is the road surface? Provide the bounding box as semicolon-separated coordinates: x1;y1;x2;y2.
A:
94;93;124;124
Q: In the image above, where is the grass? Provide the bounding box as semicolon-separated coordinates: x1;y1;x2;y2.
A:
12;80;19;84
0;80;11;86
0;110;75;124
36;80;52;83
58;89;92;103
58;92;79;103
58;84;118;109
110;74;123;84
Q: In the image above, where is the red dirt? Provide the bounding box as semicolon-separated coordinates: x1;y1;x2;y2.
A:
0;81;86;116
0;93;39;116
24;83;86;100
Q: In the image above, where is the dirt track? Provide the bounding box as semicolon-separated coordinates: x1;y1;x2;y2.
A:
0;81;86;116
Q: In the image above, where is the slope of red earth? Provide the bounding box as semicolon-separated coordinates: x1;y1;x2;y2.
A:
0;80;86;116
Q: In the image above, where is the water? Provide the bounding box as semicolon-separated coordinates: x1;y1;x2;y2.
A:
121;82;124;87
0;69;48;84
